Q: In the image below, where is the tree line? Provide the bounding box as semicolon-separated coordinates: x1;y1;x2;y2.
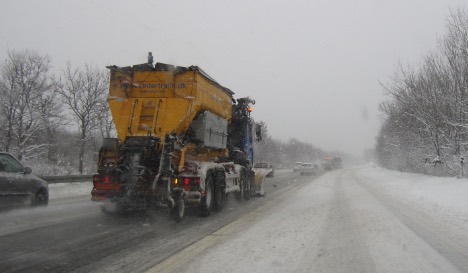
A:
0;50;113;175
254;121;332;168
376;9;468;176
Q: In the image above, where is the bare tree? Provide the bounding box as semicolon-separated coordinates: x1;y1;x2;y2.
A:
36;78;68;163
253;121;276;163
96;99;115;139
0;49;57;161
57;62;109;174
377;9;468;175
440;9;468;156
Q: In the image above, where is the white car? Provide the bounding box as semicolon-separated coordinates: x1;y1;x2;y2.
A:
293;162;302;172
254;162;274;177
300;163;316;175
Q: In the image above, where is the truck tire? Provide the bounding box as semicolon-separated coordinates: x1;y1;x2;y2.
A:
199;175;214;217
213;172;225;212
243;173;252;200
234;169;250;201
234;170;244;201
100;201;120;214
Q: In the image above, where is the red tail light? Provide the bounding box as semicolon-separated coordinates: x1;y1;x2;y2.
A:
174;176;201;191
93;174;112;185
93;174;120;191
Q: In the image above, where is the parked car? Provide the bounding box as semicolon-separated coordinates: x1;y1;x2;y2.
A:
253;162;274;177
293;162;302;172
300;163;316;175
0;152;49;209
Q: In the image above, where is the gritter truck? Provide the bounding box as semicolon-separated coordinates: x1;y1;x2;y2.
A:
91;57;265;220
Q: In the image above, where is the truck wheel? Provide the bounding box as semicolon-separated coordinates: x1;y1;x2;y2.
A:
213;173;225;212
100;205;113;214
100;205;120;215
243;174;252;200
234;170;245;201
171;199;185;222
33;189;49;207
100;199;122;214
199;175;213;217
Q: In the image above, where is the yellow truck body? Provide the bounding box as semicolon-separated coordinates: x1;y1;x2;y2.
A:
108;65;234;143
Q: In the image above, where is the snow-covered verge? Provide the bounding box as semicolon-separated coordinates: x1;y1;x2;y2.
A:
275;168;293;175
48;182;92;200
356;163;468;229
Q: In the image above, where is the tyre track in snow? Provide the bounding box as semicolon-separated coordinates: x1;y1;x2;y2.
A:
0;210;174;273
0;170;316;273
145;170;324;273
151;166;468;273
299;170;376;273
147;168;396;273
80;171;320;273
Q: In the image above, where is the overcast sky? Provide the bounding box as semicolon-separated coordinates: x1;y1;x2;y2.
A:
1;0;467;156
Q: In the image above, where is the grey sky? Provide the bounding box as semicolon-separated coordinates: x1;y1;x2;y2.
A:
1;0;467;156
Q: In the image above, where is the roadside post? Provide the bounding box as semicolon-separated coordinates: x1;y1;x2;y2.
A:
460;156;464;178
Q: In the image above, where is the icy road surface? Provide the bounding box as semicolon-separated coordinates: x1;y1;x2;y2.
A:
2;165;468;273
0;169;307;273
148;164;468;273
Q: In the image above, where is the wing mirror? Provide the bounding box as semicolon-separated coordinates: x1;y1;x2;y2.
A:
255;124;262;142
24;167;32;174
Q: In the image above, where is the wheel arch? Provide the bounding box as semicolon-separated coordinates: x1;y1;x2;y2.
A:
34;187;49;206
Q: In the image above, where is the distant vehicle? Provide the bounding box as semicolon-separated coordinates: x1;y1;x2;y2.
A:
254;162;274;177
331;156;342;169
322;158;333;170
300;163;316;175
0;152;49;209
322;156;342;170
293;162;302;172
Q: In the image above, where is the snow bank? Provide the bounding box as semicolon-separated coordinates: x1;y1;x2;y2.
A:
48;182;92;200
358;163;468;228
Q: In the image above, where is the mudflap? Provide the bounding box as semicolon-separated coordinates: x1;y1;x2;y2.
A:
170;188;186;221
252;168;269;197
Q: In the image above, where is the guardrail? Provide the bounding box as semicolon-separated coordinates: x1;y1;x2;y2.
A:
39;175;94;184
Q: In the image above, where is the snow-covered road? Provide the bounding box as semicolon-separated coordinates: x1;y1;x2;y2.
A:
148;164;468;273
0;169;307;273
2;165;468;273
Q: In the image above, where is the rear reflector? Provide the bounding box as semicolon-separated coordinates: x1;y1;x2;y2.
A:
94;182;120;191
